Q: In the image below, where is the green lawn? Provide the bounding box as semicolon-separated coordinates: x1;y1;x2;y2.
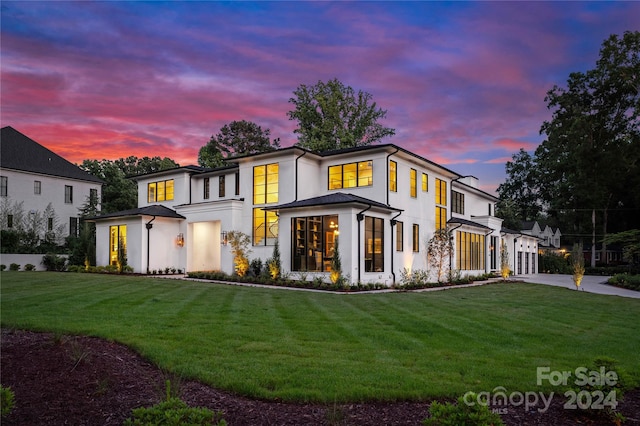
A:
1;272;639;403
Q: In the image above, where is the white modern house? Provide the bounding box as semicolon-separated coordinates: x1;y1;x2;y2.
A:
0;126;103;241
92;144;538;284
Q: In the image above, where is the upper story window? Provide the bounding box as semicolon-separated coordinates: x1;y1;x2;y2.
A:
410;168;417;198
203;178;210;199
435;178;447;206
148;180;174;203
452;190;465;214
389;160;397;192
436;206;447;230
235;171;240;196
328;160;372;190
219;175;225;197
422;173;428;192
1;176;8;197
90;188;98;204
64;185;73;204
254;163;278;204
34;180;41;195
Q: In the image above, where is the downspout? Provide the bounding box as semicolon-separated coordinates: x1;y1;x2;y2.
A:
294;150;308;202
448;223;462;274
389;211;402;285
145;216;156;274
513;233;523;275
386;148;400;206
356;204;372;284
483;229;493;274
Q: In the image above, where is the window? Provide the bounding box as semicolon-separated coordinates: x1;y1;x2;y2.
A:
456;231;485;271
203;178;210;199
34;180;41;195
292;215;338;271
0;176;6;196
365;217;384;272
219;175;225;197
412;224;419;252
422;173;428;192
147;180;174;202
389;160;397;192
436;206;447;230
47;217;54;231
65;185;73;204
235;171;240;196
435;178;447;205
90;188;98;204
396;221;403;252
452;191;465;214
109;225;127;267
490;236;498;270
253;163;279;204
488;203;493;216
328;160;372;190
409;168;417;198
253;207;279;246
7;214;13;228
69;217;78;238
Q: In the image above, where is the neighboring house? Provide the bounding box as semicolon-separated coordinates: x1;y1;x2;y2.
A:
521;220;562;250
91;144;536;283
0;126;103;242
500;227;539;275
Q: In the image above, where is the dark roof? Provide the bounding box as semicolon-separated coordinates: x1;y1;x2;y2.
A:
129;165;209;180
88;205;185;221
0;126;103;184
520;221;536;230
267;192;402;212
501;226;522;234
448;217;492;230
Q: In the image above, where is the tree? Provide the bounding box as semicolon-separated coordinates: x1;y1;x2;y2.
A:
570;242;585;290
287;78;395;152
329;235;342;286
226;231;251;277
198;120;281;168
500;243;511;280
496;149;542;226
266;239;282;280
427;228;453;283
602;229;640;264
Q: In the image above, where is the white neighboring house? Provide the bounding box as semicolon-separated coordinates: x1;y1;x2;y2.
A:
0;126;103;243
92;144;537;283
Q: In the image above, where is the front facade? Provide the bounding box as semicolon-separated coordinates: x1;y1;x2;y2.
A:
93;144;536;283
0;127;103;243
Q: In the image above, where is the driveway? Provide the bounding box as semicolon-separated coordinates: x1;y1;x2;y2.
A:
516;273;640;299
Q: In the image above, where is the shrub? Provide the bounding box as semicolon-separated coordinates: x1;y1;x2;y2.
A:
249;258;263;277
24;263;36;271
608;273;640;291
9;263;20;271
539;251;571;274
0;264;6;271
0;385;15;417
124;397;226;426
423;393;504;426
42;253;67;271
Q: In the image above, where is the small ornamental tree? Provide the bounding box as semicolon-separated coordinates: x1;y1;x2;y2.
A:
227;231;251;277
427;228;453;283
571;242;585;290
330;235;342;285
267;239;281;280
500;242;511;280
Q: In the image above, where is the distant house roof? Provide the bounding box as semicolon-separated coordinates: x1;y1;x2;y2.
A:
448;217;492;230
0;126;103;184
267;192;402;212
88;205;185;221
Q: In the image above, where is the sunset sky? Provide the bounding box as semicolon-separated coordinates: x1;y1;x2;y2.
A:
2;1;639;194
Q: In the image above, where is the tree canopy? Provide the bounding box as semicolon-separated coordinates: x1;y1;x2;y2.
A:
287;78;395;152
198;120;281;168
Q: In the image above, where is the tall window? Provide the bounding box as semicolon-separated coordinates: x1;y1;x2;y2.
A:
436;206;447;230
7;214;13;228
64;185;73;204
235;171;240;195
219;175;225;197
490;236;498;270
147;180;174;202
253;208;279;246
456;231;485;270
409;168;417;198
292;215;338;271
69;217;78;238
365;217;384;272
389;160;397;192
422;173;428;192
253;163;279;204
412;224;419;252
435;178;447;230
90;188;98;204
109;225;127;267
328;160;372;189
452;191;464;214
0;176;6;197
203;178;210;199
396;221;403;252
34;180;41;195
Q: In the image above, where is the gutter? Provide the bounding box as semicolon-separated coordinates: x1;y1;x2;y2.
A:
294;150;307;202
145;216;156;274
356;204;372;284
389;211;402;285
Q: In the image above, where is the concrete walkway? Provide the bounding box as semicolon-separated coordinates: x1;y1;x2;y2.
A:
516;273;640;299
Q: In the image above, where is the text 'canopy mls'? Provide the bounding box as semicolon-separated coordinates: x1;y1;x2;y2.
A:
287;78;395;153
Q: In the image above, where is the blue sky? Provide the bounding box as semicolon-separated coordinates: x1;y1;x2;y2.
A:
2;1;639;193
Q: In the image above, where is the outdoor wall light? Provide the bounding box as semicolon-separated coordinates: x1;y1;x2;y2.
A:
176;233;184;247
221;231;228;246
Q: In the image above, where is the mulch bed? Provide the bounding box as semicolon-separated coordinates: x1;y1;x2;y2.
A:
1;329;638;425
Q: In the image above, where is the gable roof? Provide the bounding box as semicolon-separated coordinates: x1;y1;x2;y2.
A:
0;126;103;184
88;204;185;221
267;192;402;212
